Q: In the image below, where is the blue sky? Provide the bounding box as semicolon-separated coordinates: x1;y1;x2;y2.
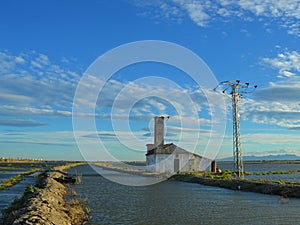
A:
1;0;300;161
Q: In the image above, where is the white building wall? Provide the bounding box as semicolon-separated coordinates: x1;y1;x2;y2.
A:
155;154;175;173
146;154;156;172
196;157;212;172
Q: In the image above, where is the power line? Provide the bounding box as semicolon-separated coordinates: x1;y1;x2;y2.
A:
214;80;257;178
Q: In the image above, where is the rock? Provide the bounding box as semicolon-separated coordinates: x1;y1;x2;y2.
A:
1;171;88;225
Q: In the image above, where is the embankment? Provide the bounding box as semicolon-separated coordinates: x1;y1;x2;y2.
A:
1;166;89;225
93;162;167;178
171;174;300;198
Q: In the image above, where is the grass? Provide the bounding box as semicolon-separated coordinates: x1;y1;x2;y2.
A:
252;178;300;186
181;168;300;182
53;162;87;172
181;169;300;188
0;168;41;190
182;169;238;180
0;175;23;190
67;197;90;223
24;184;40;195
0;161;86;190
73;170;82;184
1;170;90;224
252;170;300;176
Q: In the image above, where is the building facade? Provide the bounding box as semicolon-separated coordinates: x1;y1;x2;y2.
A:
146;116;215;173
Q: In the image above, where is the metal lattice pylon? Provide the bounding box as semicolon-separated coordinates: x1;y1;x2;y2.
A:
214;80;257;178
231;84;243;178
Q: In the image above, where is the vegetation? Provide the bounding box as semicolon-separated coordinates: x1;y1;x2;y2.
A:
24;184;40;195
182;169;242;180
1;183;41;224
67;197;91;223
1;168;90;224
0;174;23;190
174;168;300;198
181;168;300;184
53;162;87;172
252;170;300;176
0;161;86;191
253;178;300;186
0;168;41;191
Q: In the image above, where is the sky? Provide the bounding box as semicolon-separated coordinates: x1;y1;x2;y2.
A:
1;0;300;161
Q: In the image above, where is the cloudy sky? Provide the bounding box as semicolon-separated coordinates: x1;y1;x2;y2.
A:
1;0;300;161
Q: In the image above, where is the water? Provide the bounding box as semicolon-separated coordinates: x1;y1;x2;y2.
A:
0;161;74;218
69;164;300;225
0;171;25;183
0;173;37;217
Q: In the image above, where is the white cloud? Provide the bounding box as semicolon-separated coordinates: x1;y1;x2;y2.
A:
134;0;300;36
0;51;81;107
167;125;212;133
15;56;26;64
0;50;83;127
36;54;50;66
0;93;33;105
0;51;19;74
159;2;183;21
238;0;300;18
263;50;300;78
0;50;218;132
174;0;210;27
132;0;183;24
240;78;300;129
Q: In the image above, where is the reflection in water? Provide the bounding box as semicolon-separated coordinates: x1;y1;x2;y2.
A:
69;165;300;225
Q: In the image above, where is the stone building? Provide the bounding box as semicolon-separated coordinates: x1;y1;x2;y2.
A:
146;116;215;173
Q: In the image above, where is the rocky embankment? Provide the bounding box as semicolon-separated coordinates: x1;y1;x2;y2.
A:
1;170;88;225
171;174;300;198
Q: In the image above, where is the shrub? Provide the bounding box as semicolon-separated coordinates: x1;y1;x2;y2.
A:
24;185;40;195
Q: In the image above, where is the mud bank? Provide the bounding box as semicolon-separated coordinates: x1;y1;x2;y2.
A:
171;174;300;198
1;170;89;225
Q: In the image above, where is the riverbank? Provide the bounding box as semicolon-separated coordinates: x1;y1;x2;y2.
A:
93;161;300;198
0;163;89;225
93;162;168;178
171;174;300;198
0;161;85;191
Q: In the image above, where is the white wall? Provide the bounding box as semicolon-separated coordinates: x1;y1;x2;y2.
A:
146;153;212;173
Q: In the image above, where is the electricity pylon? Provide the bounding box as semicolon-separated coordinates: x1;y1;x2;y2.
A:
214;80;257;178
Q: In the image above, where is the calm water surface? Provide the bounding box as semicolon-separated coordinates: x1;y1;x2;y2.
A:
0;174;36;217
69;165;300;225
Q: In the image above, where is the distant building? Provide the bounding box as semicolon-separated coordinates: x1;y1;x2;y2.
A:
146;116;215;173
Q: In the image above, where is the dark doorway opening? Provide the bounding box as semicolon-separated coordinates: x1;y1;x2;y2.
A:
174;158;180;173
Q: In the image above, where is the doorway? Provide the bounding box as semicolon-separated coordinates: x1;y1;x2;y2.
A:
174;158;180;173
